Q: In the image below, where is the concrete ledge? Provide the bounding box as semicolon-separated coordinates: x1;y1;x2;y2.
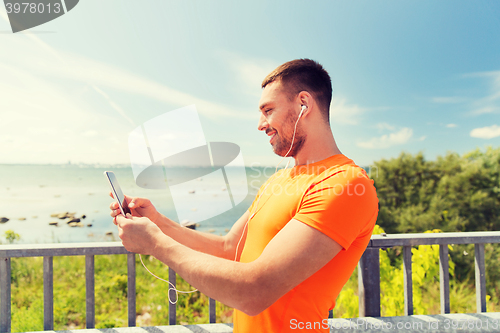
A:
23;312;500;333
327;312;500;333
25;323;234;333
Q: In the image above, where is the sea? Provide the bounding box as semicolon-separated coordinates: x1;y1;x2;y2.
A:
0;164;269;244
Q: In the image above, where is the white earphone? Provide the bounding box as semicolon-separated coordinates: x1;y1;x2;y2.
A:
299;105;307;118
235;103;309;261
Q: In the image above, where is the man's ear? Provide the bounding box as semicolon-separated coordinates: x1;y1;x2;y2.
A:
297;91;313;117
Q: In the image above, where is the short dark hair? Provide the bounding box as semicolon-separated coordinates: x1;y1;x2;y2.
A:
262;59;332;122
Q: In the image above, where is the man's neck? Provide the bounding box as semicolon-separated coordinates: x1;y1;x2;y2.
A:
293;130;341;166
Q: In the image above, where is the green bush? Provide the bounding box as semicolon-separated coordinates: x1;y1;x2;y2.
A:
334;224;498;318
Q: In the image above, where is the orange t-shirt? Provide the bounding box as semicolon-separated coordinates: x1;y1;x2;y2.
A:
233;154;379;332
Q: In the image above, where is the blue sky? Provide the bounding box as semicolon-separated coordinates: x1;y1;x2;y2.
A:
1;0;499;167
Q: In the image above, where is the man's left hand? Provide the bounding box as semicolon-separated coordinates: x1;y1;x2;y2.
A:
115;214;165;255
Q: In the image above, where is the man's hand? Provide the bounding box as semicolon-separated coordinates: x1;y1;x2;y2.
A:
115;214;166;254
109;193;160;223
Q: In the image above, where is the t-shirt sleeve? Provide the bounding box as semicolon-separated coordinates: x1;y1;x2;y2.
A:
293;168;379;250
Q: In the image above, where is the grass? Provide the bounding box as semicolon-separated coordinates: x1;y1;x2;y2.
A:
10;254;233;332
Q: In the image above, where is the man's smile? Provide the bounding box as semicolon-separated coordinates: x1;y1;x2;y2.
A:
266;129;277;144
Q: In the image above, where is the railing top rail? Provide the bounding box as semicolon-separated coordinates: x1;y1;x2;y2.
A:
0;241;130;258
1;231;500;258
369;231;500;247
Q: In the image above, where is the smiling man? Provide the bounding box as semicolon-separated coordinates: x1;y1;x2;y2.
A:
112;59;379;332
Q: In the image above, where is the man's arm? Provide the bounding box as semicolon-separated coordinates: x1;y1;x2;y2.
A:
153;211;250;260
110;196;249;260
115;215;342;316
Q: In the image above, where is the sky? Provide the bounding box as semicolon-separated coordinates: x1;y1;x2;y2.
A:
1;0;500;167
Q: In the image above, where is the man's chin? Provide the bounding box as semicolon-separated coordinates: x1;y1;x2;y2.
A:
272;146;289;157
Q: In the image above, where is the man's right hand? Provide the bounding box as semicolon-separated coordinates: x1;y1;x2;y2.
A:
109;193;161;223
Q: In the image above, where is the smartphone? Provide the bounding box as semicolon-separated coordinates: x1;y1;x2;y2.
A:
104;171;131;216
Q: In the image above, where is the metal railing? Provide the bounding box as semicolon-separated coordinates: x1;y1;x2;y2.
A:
0;242;216;332
358;231;500;317
1;231;500;332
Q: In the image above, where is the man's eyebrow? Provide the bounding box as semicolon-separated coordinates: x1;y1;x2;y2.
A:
259;102;270;111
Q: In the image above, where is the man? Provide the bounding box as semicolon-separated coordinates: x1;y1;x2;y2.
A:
111;59;378;332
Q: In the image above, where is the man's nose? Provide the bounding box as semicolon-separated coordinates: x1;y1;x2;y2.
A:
257;113;268;132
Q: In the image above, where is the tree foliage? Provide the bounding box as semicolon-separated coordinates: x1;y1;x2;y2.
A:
372;146;500;234
369;146;500;298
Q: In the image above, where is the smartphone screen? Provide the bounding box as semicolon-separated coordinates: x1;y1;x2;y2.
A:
104;171;132;216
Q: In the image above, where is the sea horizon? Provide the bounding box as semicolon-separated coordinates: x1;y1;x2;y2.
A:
0;164;265;245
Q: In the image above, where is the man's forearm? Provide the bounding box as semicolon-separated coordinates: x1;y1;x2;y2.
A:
152;233;262;315
154;214;232;259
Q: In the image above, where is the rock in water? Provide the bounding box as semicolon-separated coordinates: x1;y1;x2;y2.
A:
0;217;9;223
67;218;81;223
49;221;58;226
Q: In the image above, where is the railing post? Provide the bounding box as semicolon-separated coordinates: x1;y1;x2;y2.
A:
439;244;450;314
209;298;216;323
43;256;54;330
358;247;380;317
475;243;487;313
403;246;413;315
127;253;136;327
0;257;11;333
85;255;95;328
168;267;176;325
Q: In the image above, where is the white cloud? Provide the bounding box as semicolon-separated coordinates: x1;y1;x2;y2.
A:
27;52;255;120
463;71;500;117
1;29;254;121
83;130;99;137
0;29;260;164
470;125;500;139
219;51;276;97
418;136;426;141
0;60;127;164
446;123;458;128
0;32;138;164
357;127;413;149
92;86;136;126
470;106;499;115
330;98;366;125
376;122;395;131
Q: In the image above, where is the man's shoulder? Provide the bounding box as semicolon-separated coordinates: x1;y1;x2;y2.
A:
314;161;371;185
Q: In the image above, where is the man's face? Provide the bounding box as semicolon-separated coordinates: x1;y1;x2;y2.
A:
258;81;306;157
